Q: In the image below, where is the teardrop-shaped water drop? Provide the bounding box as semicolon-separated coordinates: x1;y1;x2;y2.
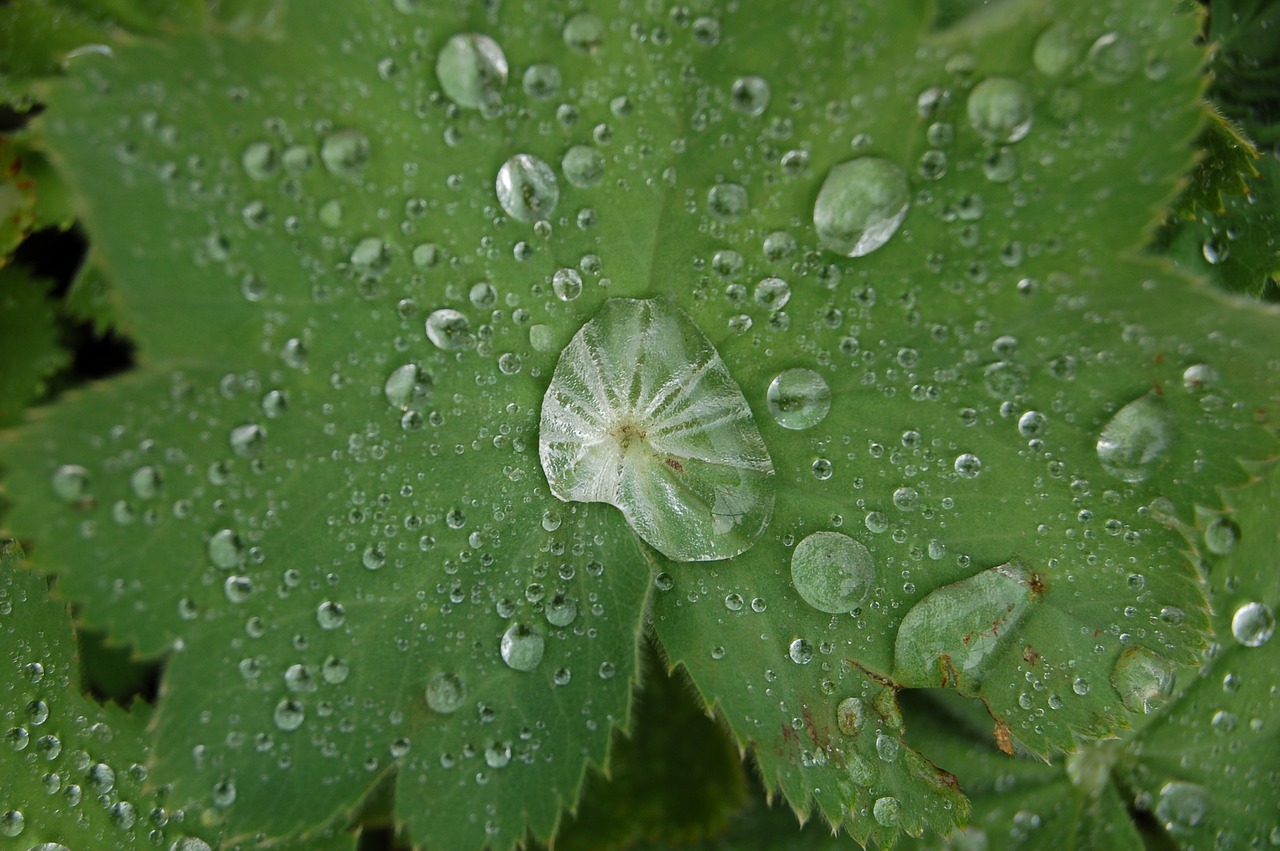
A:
496;154;559;222
436;33;508;109
813;157;910;257
539;298;775;561
893;560;1040;688
1096;392;1176;483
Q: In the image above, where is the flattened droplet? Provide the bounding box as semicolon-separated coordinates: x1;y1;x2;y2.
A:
790;531;873;613
1096;392;1176;483
539;298;775;561
813;157;910;257
893;561;1040;688
424;672;467;713
966;78;1034;143
436;33;508;109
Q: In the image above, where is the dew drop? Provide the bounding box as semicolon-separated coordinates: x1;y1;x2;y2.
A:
788;638;814;664
966;78;1034;143
424;672;468;713
1096;392;1176;483
1110;645;1175;714
207;529;244;569
316;601;345;630
272;699;305;731
319;129;370;177
1203;517;1240;555
51;464;90;502
766;368;831;430
563;12;605;52
1230;602;1275;648
707;182;749;222
436;33;508;109
496;154;559;223
562;145;605;188
873;796;901;827
790;531;874;614
500;623;545;672
384;363;432;409
729;76;771;116
1154;781;1211;835
538;298;775;562
813;157;910;257
1088;32;1138;83
425;308;475;351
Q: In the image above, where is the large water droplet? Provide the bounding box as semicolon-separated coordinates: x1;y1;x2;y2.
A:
539;298;775;561
1154;781;1211;835
51;464;90;501
790;531;874;614
813;157;910;257
319;129;370;177
436;33;508;109
893;561;1040;687
562;145;605;188
1096;392;1176;483
500;623;546;672
425;308;474;351
766;368;831;430
1110;645;1175;714
1230;602;1275;648
966;78;1034;143
496;154;559;222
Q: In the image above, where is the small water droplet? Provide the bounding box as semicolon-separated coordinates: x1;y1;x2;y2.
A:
425;673;468;713
729;75;771;116
562;145;605;188
319;129;370;177
707;182;749;222
273;699;305;731
1110;645;1175;713
425;309;474;351
967;78;1034;143
1154;781;1211;835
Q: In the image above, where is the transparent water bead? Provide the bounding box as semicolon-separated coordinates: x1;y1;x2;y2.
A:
766;368;831;430
436;33;508;109
1110;645;1175;713
1231;602;1275;648
539;298;775;561
496;154;559;222
893;560;1040;688
813;157;910;257
500;623;545;672
1096;392;1176;483
966;78;1034;144
790;531;874;614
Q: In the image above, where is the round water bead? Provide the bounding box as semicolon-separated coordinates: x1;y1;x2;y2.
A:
562;145;605;188
424;672;467;713
813;157;910;257
790;531;874;614
1096;392;1176;483
500;623;546;672
539;298;774;562
1230;601;1275;648
766;368;831;430
425;309;474;351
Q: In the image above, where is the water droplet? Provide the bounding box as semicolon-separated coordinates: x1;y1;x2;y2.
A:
1096;392;1176;483
562;145;605;188
707;182;748;222
788;638;814;664
207;529;244;569
496;154;559;222
539;298;775;562
1088;32;1138;83
873;796;901;827
563;12;605;52
129;465;163;499
836;697;865;735
813;157;910;257
500;623;545;672
1203;517;1240;555
1110;645;1175;713
316;600;345;630
753;276;791;310
436;33;508;109
523;63;561;99
766;368;831;430
953;453;982;479
729;75;771;116
228;423;267;457
1230;602;1275;648
0;810;24;837
545;593;578;627
424;673;467;713
967;78;1033;143
425;308;475;350
384;363;432;409
1033;23;1077;76
273;698;305;731
1181;363;1219;393
552;267;583;301
319;129;370;177
790;531;874;614
894;561;1039;687
1154;781;1211;835
51;464;90;502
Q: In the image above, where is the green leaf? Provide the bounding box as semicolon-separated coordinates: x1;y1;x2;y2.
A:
0;538;215;850
545;640;748;851
3;0;1280;848
0;266;68;427
1205;0;1280;146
